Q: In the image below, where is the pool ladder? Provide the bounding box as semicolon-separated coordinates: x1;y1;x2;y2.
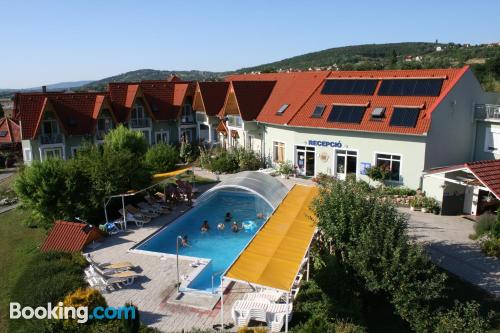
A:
211;269;226;294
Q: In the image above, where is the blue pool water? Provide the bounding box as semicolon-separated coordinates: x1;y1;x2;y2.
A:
134;191;273;293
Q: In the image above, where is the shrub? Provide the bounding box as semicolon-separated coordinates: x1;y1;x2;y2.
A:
233;147;262;171
63;288;107;310
365;165;390;182
474;213;499;238
480;236;500;258
9;252;87;333
433;301;492;333
145;144;178;173
122;302;140;333
201;147;260;174
179;141;198;163
104;125;148;158
277;160;294;176
381;186;416;196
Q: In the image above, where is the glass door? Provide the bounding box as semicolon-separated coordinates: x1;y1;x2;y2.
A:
335;149;358;180
296;146;315;177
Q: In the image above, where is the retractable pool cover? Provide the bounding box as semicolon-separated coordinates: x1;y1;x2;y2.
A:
223;184;318;292
196;171;289;210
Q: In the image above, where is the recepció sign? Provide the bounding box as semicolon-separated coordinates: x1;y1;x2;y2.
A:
308;140;342;148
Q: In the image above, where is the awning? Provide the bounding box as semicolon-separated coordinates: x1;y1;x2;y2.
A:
230;130;239;139
224;185;318;292
216;121;228;135
152;167;191;182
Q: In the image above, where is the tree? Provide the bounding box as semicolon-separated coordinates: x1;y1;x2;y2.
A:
104;125;148;158
391;49;398;67
145;143;178;173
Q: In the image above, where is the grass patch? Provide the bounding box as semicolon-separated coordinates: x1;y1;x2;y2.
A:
0;208;45;332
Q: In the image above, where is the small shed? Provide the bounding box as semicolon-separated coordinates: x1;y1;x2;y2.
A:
41;221;103;252
423;160;500;215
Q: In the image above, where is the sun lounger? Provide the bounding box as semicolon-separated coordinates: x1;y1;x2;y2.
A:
137;201;165;215
243;289;284;303
118;209;146;227
231;299;270;328
145;195;170;209
87;265;141;286
266;303;293;332
84;253;136;273
126;204;159;218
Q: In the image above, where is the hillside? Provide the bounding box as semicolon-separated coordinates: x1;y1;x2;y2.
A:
81;69;228;91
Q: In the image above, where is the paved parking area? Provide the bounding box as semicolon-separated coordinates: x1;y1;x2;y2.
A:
403;208;500;298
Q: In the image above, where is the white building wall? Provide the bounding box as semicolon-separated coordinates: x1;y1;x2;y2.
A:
262;124;427;189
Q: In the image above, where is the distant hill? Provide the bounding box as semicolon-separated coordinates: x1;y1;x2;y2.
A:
0;80;93;98
2;42;499;96
81;69;228;91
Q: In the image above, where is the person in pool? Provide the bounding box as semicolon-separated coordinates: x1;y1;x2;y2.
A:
231;221;240;233
225;212;232;222
256;212;264;219
217;222;225;231
201;220;210;233
181;235;190;247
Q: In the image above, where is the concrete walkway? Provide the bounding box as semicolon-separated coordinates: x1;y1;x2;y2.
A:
403;208;500;298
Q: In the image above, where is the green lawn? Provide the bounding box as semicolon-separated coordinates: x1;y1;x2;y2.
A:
0;209;45;333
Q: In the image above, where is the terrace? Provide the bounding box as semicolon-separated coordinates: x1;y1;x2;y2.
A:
85;170;314;332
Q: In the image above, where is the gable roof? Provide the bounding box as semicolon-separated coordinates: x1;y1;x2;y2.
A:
0;117;21;144
14;92;111;139
41;221;103;253
194;82;230;116
227;72;330;125
223;81;276;121
425;159;500;199
289;67;468;135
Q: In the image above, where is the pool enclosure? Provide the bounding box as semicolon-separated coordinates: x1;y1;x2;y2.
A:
196;171;289;210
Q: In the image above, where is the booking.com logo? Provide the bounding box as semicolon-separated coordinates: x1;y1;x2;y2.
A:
10;302;136;323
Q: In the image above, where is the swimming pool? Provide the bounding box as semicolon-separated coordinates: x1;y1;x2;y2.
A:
133;190;273;293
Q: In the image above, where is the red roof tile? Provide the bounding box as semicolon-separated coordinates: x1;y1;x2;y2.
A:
195;82;230;116
41;221;103;253
0;117;21;144
15;92;111;139
228;72;330;125
225;81;276;121
467;160;500;199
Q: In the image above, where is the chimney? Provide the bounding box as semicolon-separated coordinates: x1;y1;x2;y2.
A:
42;86;47;93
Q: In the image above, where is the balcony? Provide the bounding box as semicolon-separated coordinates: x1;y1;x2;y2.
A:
181;115;195;124
40;133;63;145
130;118;151;128
475;104;500;121
95;129;110;141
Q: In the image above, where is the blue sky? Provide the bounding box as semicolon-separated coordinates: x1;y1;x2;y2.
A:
1;0;499;88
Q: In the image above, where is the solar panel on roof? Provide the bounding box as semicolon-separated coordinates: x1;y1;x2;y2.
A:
311;104;326;118
389;107;421;127
276;104;289;115
0;131;7;137
321;79;378;95
378;79;443;96
327;105;366;123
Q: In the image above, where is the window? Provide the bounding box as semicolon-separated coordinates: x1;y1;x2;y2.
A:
42;120;59;135
375;153;401;181
131;104;145;120
484;128;500;153
370;107;385;120
227;115;243;128
378;79;443;96
311;104;326;118
276;104;289;115
273;142;285;163
247;135;254;150
181;104;194;123
71;146;80;157
389;108;421;127
0;131;7;137
43;148;63;160
321;79;378;95
155;131;170;144
327;105;366;123
23;148;32;162
335;150;358;176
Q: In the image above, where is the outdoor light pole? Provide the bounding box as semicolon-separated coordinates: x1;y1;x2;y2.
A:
176;235;183;292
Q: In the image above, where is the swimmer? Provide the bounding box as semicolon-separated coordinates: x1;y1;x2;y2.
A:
257;212;264;219
201;220;210;233
217;223;225;231
181;235;190;247
225;212;232;222
231;221;240;233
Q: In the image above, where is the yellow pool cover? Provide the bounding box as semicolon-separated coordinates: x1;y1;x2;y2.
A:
224;184;318;292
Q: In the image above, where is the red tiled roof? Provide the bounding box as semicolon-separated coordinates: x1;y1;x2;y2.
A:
195;82;230;116
425;159;500;199
467;160;500;199
288;67;468;135
227;67;468;135
228;72;330;125
226;81;276;121
0;117;21;144
41;221;103;253
15;92;111;139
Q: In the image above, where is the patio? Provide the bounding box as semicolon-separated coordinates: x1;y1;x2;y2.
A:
85;171;313;332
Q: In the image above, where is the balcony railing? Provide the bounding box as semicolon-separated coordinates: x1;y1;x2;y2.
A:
40;133;63;145
130;118;151;128
181;115;195;124
475;104;500;121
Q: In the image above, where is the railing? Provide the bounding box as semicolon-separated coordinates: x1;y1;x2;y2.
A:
211;269;226;294
475;104;500;121
40;133;63;144
227;115;243;128
130;118;151;128
181;115;195;124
